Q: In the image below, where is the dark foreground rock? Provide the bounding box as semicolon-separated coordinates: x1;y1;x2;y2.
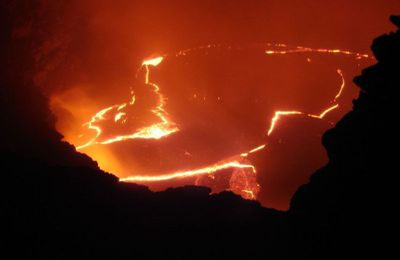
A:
289;15;399;258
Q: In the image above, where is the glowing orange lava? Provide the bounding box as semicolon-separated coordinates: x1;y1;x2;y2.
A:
142;56;164;66
76;56;178;150
267;111;303;136
266;68;345;136
119;160;256;182
71;44;371;201
264;44;372;60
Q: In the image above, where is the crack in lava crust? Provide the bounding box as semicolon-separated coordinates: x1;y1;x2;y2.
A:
72;43;372;200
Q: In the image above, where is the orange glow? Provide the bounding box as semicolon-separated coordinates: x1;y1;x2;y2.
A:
266;104;340;136
334;69;345;101
315;104;339;119
142;56;164;66
241;144;267;157
119;160;256;182
267;111;303;136
76;105;119;150
76;56;178;149
249;144;267;154
114;112;126;122
120;142;267;201
242;190;256;200
266;68;346;136
40;1;395;210
264;44;373;60
58;44;372;201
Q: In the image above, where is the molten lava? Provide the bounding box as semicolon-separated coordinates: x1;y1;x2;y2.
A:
56;43;372;201
120;160;256;182
76;56;178;150
264;44;371;59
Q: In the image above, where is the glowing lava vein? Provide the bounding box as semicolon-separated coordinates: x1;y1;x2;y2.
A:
120;161;256;182
118;69;344;185
76;56;178;150
265;69;344;136
74;44;371;200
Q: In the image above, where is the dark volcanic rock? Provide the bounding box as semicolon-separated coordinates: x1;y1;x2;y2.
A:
289;16;399;257
1;152;288;258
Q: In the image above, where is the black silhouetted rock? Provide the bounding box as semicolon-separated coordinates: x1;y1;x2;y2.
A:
390;15;400;28
0;2;98;170
289;16;399;258
1;152;288;258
